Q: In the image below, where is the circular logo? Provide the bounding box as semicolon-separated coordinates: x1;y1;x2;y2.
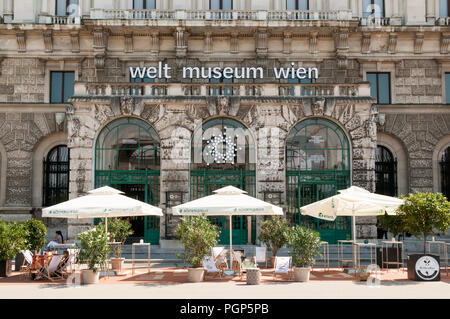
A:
415;256;440;281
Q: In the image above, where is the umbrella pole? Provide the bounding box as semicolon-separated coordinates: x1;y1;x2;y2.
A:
352;209;357;270
229;215;233;267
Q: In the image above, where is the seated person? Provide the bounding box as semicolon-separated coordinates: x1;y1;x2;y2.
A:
45;231;64;250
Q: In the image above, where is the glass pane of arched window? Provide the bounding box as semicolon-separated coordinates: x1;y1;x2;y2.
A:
441;147;450;199
95;117;160;171
43;145;70;206
375;145;397;196
286;118;350;171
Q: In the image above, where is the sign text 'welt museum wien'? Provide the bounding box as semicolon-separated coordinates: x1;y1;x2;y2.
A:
129;62;319;80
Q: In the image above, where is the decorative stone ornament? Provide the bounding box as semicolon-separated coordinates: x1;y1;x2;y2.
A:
120;96;134;115
311;98;325;115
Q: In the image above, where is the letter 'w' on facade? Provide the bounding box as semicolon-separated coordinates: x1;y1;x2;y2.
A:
1;1;448;245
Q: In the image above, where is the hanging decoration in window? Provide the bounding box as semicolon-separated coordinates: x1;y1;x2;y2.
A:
204;129;242;165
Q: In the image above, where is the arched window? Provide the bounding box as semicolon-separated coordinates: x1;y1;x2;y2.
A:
440;147;450;199
43;145;69;206
190;117;256;245
95;117;160;171
286;118;350;171
286;118;351;244
375;145;397;196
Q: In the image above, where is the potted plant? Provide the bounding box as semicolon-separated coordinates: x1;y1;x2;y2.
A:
396;192;450;281
175;216;218;282
77;227;111;284
286;225;321;282
99;218;133;271
15;219;47;271
258;217;290;267
0;221;26;277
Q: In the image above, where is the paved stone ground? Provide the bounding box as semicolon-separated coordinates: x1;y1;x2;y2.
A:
0;267;449;299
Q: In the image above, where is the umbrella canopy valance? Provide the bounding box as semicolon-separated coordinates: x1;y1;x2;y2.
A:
42;186;163;219
172;186;283;216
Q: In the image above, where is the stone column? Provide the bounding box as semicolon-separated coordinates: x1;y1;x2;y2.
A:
426;0;435;22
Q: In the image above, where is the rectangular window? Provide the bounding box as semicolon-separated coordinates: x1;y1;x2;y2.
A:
50;71;75;103
210;0;233;10
56;0;78;16
367;72;391;104
286;0;309;10
445;73;450;104
440;0;450;17
133;0;156;9
362;0;385;18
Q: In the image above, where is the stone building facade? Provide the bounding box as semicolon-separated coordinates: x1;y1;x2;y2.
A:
0;0;450;244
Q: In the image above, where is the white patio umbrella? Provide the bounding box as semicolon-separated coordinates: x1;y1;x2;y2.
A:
172;185;283;264
300;186;404;242
42;186;163;234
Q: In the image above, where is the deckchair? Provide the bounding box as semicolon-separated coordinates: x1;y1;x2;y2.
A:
203;257;222;279
231;250;243;280
36;255;64;281
273;256;293;280
20;250;34;279
253;246;268;268
212;247;229;272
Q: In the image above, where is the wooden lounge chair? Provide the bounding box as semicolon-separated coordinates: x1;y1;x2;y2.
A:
35;255;65;281
20;250;34;279
203;257;222;279
273;256;293;281
253;246;268;268
212;247;229;272
231;250;243;280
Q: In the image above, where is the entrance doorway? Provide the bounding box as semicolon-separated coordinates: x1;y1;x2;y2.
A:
95;117;161;244
190;117;257;245
286;118;352;244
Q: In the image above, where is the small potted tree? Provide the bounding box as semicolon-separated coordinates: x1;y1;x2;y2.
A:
286;225;321;282
99;218;133;271
175;216;218;282
0;221;26;277
397;192;450;281
15;219;47;271
258;217;290;267
77;227;111;284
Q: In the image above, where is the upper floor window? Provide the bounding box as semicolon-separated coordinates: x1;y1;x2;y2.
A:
210;0;233;10
56;0;79;16
445;73;450;104
440;0;449;17
133;0;156;9
43;145;70;207
286;0;309;10
362;0;385;18
50;71;74;103
367;72;391;104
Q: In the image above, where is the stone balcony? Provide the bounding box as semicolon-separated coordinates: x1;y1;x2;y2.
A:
73;82;371;99
87;9;355;22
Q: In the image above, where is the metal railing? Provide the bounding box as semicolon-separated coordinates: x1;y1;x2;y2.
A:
437;17;450;26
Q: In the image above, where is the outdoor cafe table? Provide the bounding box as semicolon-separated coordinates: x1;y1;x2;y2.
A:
353;242;377;269
131;242;151;275
337;240;355;269
381;240;404;271
426;240;448;275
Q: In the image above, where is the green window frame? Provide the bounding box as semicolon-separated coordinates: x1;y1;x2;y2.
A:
95;117;160;171
50;71;75;103
367;72;391;104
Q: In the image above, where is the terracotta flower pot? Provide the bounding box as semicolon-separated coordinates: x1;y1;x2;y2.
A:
110;258;125;271
293;267;311;282
187;268;204;282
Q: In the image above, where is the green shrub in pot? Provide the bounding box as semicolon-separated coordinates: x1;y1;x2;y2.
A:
0;221;26;277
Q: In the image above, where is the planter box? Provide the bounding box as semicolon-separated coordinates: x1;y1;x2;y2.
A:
15;252;25;271
407;254;440;282
0;260;12;277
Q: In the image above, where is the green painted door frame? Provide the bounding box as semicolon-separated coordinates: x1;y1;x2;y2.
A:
190;169;256;245
95;169;160;245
